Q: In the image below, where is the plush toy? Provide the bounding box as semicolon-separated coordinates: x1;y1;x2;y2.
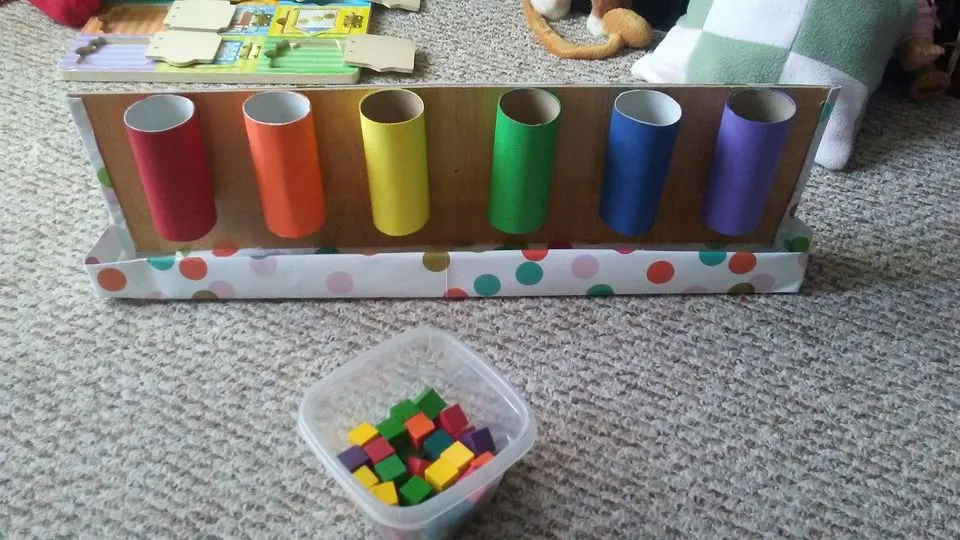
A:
631;0;920;171
524;0;653;60
27;0;102;27
897;0;952;101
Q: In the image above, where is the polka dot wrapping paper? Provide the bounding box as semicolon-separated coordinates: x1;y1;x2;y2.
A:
71;98;814;300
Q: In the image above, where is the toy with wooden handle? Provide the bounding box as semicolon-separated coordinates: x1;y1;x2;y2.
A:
523;0;652;60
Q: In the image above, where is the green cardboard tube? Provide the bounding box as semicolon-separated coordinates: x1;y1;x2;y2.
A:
488;88;561;234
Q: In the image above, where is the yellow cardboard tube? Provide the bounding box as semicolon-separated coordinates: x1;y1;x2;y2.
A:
358;89;430;236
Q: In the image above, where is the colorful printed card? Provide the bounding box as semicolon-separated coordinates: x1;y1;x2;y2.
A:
59;0;372;84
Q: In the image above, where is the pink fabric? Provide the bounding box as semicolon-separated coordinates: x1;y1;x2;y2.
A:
905;0;940;41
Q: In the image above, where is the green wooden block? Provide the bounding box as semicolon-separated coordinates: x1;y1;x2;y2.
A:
391;399;420;423
399;475;434;506
374;455;409;485
376;417;410;451
414;388;447;420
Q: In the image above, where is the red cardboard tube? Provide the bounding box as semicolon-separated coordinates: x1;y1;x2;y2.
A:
242;91;326;239
124;95;217;242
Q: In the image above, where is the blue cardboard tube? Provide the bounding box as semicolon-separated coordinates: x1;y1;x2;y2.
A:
600;89;682;236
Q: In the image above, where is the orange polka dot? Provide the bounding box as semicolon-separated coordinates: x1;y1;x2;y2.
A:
96;268;127;292
444;288;468;299
179;257;208;281
728;252;757;275
521;249;548;262
212;243;239;257
646;261;674;284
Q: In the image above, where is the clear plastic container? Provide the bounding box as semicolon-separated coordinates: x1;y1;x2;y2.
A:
298;327;537;540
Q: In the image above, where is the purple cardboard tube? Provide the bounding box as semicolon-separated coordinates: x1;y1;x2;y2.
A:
702;89;797;236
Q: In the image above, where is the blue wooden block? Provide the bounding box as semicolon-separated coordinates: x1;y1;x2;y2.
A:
458;426;495;456
338;445;372;472
422;429;454;461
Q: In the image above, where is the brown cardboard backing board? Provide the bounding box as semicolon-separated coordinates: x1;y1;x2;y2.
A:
77;84;829;252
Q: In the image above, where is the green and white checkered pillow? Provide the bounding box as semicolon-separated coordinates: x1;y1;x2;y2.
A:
632;0;917;170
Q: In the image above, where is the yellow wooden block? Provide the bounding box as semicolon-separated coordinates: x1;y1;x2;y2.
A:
352;465;378;489
370;482;398;506
424;459;459;492
348;423;379;447
439;441;475;474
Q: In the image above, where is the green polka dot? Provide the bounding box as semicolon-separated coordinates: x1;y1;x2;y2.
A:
788;237;810;252
314;246;339;254
422;251;451;272
515;262;543;285
178;249;191;257
147;256;175;271
699;251;726;266
473;274;501;296
728;283;755;294
192;290;218;300
587;284;614;297
97;167;112;188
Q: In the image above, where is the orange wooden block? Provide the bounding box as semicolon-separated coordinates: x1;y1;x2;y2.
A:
471;451;494;469
404;412;435;450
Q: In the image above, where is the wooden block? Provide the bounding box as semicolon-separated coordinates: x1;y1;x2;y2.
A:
348;422;379;447
470;451;494;469
373;454;409;485
413;388;446;420
424;459;459;492
439;441;474;474
406;456;432;477
164;0;236;32
369;0;421;11
361;436;396;464
422;429;453;461
352;465;379;489
344;35;415;74
403;412;436;451
337;445;372;472
390;399;420;422
375;416;410;452
398;476;434;506
458;427;494;455
370;482;399;506
146;31;222;67
437;404;469;436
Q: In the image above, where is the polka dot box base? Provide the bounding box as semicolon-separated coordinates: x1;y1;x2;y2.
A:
83;221;813;299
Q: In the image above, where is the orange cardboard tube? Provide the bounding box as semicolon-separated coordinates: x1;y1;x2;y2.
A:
242;91;326;239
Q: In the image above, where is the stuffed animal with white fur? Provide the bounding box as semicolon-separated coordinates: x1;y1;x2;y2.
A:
530;0;632;37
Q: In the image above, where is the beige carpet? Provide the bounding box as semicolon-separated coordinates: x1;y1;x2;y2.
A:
3;0;960;537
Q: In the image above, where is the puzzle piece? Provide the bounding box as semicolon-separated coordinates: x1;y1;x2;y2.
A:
146;31;222;67
164;0;236;32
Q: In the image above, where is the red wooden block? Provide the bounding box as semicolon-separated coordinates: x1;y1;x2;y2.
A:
406;456;432;477
437;404;469;435
361;436;395;464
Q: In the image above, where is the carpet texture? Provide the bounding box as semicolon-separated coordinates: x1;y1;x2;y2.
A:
3;0;960;538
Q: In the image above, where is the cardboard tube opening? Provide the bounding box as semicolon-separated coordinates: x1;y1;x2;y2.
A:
360;89;424;124
614;90;682;127
243;91;312;126
124;95;195;133
727;89;796;124
499;88;561;126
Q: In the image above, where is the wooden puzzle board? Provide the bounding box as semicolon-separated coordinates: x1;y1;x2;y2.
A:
76;84;830;253
59;0;371;84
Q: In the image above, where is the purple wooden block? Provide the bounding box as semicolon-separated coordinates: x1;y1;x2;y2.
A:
458;427;495;455
337;445;371;472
